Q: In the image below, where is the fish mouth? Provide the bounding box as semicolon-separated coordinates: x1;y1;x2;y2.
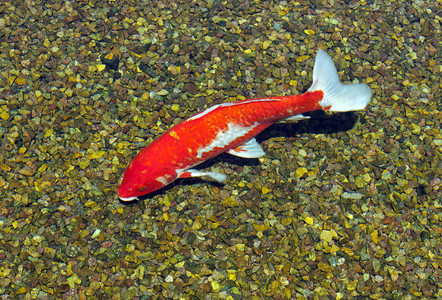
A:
117;185;139;201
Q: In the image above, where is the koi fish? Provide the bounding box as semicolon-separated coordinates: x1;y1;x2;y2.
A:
118;49;371;201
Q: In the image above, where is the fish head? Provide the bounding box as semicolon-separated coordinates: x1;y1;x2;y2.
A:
117;161;174;201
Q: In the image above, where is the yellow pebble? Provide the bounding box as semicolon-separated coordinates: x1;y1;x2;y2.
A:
84;200;96;208
227;271;236;281
141;92;150;101
296;55;310;62
157;89;169;96
304;29;315;35
236;243;245;251
346;280;357;290
96;64;106;72
44;128;54;138
18;167;35;176
15;76;26;85
371;230;379;244
191;220;201;230
253;224;267;232
317;262;332;273
43;39;51;48
411;123;420;134
0;110;9;121
262;186;270;195
65;88;73;97
320;230;334;243
0;164;11;172
262;40;271;50
87;150;105;159
295;167;308;178
330;244;340;253
304;216;313;225
210;281;220;291
38;164;48;173
390;269;399;281
136;17;145;26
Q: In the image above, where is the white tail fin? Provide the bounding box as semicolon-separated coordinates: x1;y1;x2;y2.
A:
308;49;372;112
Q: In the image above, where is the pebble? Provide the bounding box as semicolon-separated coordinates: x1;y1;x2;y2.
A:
341;192;364;199
320;230;336;243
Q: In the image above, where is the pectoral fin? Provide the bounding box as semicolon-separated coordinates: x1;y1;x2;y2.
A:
228;138;265;158
179;169;227;182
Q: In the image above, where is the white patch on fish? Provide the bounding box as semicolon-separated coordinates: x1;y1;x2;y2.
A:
196;122;259;158
156;176;168;185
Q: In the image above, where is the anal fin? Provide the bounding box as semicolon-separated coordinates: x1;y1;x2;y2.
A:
280;114;310;122
228;138;265;158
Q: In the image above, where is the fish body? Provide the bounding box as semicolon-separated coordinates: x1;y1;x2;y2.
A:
118;49;372;201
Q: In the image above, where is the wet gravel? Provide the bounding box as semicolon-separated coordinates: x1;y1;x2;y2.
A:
0;0;440;299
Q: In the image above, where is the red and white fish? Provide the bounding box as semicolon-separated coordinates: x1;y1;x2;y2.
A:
118;49;371;201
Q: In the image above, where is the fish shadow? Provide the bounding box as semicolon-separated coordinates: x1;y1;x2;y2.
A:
182;110;361;175
258;110;361;141
124;111;361;202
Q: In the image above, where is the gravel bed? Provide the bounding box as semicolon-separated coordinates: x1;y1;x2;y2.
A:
0;0;440;299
